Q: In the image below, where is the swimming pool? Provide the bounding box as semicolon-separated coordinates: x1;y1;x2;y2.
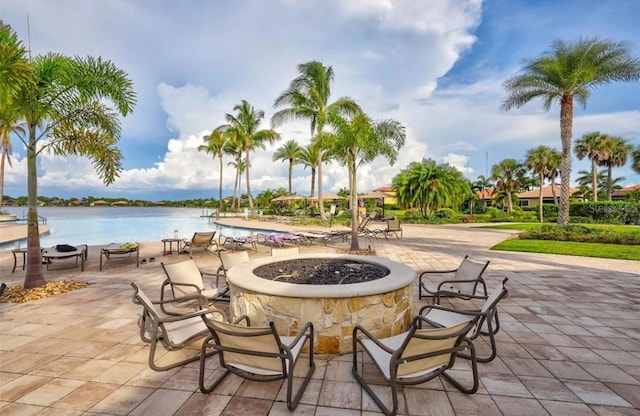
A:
1;207;279;248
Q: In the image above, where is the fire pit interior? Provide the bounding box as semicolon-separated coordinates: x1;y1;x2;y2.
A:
227;253;416;354
253;258;390;285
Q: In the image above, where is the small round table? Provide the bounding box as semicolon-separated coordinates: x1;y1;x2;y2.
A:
161;238;183;255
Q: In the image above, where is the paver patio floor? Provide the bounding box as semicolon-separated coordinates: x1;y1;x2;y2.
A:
1;220;639;415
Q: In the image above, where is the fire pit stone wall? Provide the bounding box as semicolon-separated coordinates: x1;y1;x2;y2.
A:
227;253;416;354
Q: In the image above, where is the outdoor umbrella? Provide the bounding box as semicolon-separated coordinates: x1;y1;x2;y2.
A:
307;192;344;201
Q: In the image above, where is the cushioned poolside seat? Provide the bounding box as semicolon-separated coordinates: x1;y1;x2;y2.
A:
418;255;489;302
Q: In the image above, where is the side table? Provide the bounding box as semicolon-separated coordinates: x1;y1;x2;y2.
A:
12;247;27;273
162;238;184;255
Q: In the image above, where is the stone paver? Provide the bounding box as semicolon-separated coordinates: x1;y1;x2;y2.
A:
0;219;638;415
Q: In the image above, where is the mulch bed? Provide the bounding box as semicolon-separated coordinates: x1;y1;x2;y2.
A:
0;280;90;303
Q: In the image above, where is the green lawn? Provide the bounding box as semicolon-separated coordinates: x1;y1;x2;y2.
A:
491;239;640;261
479;223;638;233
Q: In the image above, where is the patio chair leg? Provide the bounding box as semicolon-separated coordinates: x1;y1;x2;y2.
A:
199;337;231;393
442;340;479;394
352;346;398;416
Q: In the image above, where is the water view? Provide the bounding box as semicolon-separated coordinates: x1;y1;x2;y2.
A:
1;207;271;249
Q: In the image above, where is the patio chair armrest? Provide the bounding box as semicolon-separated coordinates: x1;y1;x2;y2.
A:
285;321;314;349
435;278;484;292
419;269;456;279
232;314;251;326
157;307;219;324
353;324;396;354
434;289;488;303
418;303;481;317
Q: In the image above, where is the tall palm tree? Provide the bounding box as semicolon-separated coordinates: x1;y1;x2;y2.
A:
545;149;562;205
13;52;136;288
575;168;608;200
502;37;640;226
491;159;527;214
297;142;322;198
601;136;633;200
574;132;610;202
223;100;280;215
272;61;360;220
525;145;562;222
272;139;303;195
0;23;32;211
198;128;230;214
228;156;246;210
325;112;406;249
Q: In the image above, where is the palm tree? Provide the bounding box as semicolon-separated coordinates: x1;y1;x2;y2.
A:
491;159;527;214
297;142;322;198
223;100;280;215
198;128;230;215
325;112;406;249
272;61;360;220
545;150;562;205
502;37;640;226
272;139;303;195
525;145;562;222
228;156;246;211
633;145;640;174
12;52;136;288
575;169;608;200
574;132;610;202
0;23;32;211
393;159;471;219
601;136;633;200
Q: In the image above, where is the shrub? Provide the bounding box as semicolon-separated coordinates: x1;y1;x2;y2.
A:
461;214;476;223
435;208;456;218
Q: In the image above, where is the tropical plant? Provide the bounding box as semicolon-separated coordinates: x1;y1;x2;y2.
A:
393;159;471;219
575;169;608;200
272;139;303;195
632;145;640;174
325;112;406;249
601;136;633;200
491;159;527;214
574;132;610;202
198;128;230;214
472;175;493;192
502;37;640;226
11;51;136;288
228;156;246;210
222;100;280;215
272;60;360;220
525;145;562;222
297;142;322;198
0;23;32;211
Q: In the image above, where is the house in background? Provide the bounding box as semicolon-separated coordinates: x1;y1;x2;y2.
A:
516;184;578;207
612;184;640;201
475;188;496;209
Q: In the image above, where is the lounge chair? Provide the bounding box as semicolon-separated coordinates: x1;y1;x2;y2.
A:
41;244;88;271
199;318;315;411
418;255;489;302
352;316;479;416
219;234;257;251
131;282;228;371
257;232;303;246
160;259;229;313
357;217;384;239
383;219;403;239
419;278;509;363
183;232;219;257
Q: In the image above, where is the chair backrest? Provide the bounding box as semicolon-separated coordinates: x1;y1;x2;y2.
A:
203;318;285;374
451;256;489;294
271;246;299;257
480;278;509;314
387;219;401;231
219;250;250;271
191;232;216;248
358;217;370;231
161;260;204;297
397;320;473;377
131;282;160;322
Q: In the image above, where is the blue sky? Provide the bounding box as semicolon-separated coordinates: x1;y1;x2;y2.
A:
2;0;639;201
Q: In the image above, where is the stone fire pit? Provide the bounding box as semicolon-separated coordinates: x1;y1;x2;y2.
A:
226;253;417;354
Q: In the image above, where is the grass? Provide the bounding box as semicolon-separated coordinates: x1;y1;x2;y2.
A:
492;239;640;261
480;223;638;233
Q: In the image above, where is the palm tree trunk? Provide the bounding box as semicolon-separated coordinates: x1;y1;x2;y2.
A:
288;159;293;194
25;124;46;288
317;150;326;220
558;96;573;227
218;155;223;216
245;148;254;215
591;159;598;202
551;177;558;205
310;168;316;197
507;190;513;214
0;148;6;209
349;153;360;250
606;165;613;201
538;173;544;222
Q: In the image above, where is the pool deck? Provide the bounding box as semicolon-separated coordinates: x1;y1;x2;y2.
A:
0;218;639;415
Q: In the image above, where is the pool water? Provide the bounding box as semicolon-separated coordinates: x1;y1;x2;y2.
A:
1;207;273;248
